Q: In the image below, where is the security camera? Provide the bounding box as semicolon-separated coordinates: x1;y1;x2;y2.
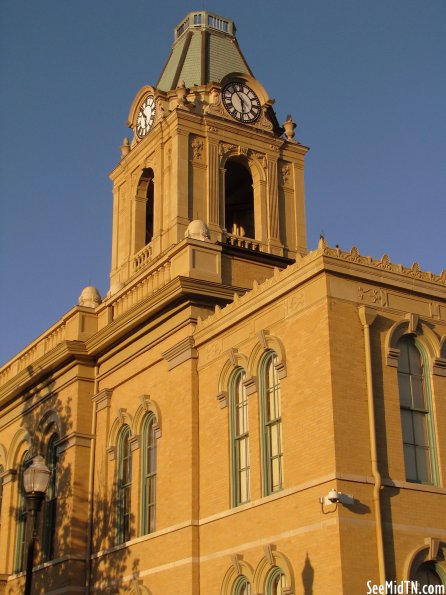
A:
327;488;340;503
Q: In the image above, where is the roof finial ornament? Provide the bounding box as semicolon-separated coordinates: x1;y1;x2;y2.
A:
120;137;130;158
176;80;189;106
283;114;297;140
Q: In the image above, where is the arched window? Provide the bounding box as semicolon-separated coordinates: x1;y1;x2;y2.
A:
412;562;445;589
141;414;157;535
42;434;59;561
14;450;32;572
397;336;437;484
136;168;155;251
117;425;132;543
230;368;250;506
266;567;286;595
260;352;283;495
233;575;252;595
225;159;254;239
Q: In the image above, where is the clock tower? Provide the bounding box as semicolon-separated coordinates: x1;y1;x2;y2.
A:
108;10;308;307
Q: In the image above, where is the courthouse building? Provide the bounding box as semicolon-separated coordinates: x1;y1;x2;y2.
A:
0;11;445;594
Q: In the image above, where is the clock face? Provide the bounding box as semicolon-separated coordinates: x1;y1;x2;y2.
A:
136;95;156;138
222;82;261;123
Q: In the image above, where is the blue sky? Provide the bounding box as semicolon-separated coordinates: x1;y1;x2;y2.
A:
0;1;445;365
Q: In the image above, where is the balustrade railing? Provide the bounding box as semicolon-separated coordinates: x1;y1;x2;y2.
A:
223;232;261;252
133;245;152;273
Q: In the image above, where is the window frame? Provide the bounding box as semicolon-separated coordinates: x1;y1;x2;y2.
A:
141;413;157;535
266;566;287;595
14;451;32;573
0;464;4;528
397;336;439;485
117;425;132;544
230;367;251;506
233;574;252;595
260;351;284;495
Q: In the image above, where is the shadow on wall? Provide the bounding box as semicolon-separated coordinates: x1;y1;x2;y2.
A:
14;377;133;593
301;553;314;595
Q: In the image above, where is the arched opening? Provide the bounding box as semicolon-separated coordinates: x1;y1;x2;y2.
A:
225;159;254;239
397;336;437;484
413;562;444;588
136;168;154;249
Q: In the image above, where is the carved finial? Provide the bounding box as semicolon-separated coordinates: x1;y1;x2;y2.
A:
283;114;296;140
120;137;130;158
318;235;327;250
176;80;188;105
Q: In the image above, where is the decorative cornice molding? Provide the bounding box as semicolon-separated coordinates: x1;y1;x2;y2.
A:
195;240;446;333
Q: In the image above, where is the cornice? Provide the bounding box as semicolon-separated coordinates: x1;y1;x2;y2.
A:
0;341;93;407
194;238;446;339
86;276;237;358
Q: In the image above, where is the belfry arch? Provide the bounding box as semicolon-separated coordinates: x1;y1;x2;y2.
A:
134;168;155;253
224;157;255;239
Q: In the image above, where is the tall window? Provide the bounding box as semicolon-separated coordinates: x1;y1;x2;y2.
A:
225;159;254;238
14;451;32;572
260;352;283;495
117;425;132;543
141;414;157;535
266;568;287;595
397;336;436;484
42;434;59;561
0;465;4;535
233;575;251;595
230;368;250;506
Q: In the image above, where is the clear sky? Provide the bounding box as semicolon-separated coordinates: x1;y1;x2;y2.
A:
0;1;445;365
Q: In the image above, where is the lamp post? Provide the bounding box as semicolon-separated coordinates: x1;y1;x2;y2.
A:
23;455;51;595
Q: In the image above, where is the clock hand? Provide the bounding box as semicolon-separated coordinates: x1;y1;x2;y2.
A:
234;91;246;112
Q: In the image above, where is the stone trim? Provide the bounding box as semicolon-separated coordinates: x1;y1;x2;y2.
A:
92;388;113;411
195;238;446;333
130;435;141;451
216;391;228;409
57;432;93;453
107;446;116;461
0;468;17;484
162;337;197;370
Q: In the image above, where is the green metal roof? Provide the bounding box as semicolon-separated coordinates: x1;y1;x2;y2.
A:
156;11;252;91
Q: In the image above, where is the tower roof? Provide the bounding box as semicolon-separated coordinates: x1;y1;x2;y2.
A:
156;11;253;92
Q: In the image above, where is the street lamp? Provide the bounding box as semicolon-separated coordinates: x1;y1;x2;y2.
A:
23;455;51;595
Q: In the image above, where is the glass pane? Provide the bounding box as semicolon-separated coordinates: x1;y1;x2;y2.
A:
240;470;249;502
414;564;442;586
415;446;431;483
403;444;417;481
413;412;428;447
401;410;414;444
397;372;412;407
270;424;279;457
408;341;422;374
411;375;425;409
238;438;247;467
397;340;410;372
271;456;281;491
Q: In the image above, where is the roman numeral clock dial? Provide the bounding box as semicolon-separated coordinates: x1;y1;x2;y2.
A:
136;95;156;138
222;82;261;123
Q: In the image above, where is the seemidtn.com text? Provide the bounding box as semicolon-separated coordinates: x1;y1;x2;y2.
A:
366;581;445;594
